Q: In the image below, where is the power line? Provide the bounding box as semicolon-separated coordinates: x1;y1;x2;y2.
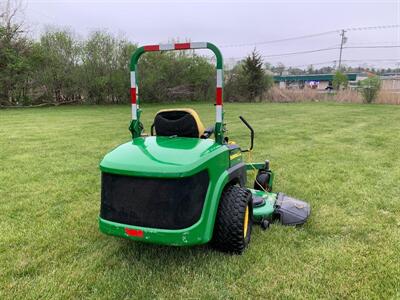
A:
342;58;400;62
283;59;400;69
220;24;400;48
345;41;398;46
344;45;400;49
224;46;338;60
301;58;399;65
345;24;400;31
289;60;336;68
261;46;339;58
220;30;339;48
248;45;400;59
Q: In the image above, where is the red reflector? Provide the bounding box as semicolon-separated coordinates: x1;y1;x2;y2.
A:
216;87;223;105
175;42;190;50
144;45;159;52
124;228;144;238
130;87;136;104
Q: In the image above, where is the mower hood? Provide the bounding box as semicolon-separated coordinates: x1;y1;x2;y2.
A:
100;136;228;178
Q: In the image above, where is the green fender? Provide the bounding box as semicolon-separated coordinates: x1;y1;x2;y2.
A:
197;170;230;242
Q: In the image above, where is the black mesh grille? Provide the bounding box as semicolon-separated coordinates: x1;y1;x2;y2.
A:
100;171;209;229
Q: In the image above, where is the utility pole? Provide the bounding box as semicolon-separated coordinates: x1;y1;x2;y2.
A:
338;29;347;70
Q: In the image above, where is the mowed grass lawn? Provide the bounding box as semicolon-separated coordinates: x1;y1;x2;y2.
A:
1;102;400;299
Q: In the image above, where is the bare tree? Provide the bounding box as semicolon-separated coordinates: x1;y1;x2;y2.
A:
0;0;32;104
0;0;25;36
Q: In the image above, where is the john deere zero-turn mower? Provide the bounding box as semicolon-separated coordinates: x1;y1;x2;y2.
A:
99;42;310;253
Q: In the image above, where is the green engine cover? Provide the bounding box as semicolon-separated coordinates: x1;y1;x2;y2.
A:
100;136;228;178
99;136;240;246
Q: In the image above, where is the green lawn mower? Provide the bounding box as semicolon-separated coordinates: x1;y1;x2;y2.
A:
99;42;310;254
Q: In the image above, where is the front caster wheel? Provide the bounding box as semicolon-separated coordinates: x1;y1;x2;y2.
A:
261;219;270;230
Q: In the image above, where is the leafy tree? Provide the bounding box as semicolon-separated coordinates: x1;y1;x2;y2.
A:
264;62;272;71
82;31;136;104
358;76;381;103
225;51;272;102
307;64;314;74
263;73;274;92
0;1;37;105
333;71;348;90
242;50;265;101
224;62;248;102
138;51;214;103
113;39;137;103
273;62;285;75
316;66;334;74
36;29;82;103
287;67;304;75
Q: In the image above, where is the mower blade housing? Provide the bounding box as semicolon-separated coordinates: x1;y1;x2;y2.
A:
274;193;311;226
249;189;276;222
250;189;311;226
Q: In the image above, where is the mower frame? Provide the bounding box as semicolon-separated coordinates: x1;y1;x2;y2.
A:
128;42;225;144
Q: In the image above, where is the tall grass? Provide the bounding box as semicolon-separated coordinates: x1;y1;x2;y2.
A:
266;86;400;104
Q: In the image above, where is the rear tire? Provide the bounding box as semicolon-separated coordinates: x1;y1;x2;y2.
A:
212;185;253;254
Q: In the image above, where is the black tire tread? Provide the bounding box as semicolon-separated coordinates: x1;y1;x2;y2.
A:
212;185;252;254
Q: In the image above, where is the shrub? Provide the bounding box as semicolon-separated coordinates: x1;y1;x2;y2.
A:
225;50;272;102
358;76;382;103
333;71;348;90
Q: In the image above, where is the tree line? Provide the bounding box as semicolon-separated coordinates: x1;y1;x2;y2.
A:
0;26;214;106
1;1;384;107
0;4;272;107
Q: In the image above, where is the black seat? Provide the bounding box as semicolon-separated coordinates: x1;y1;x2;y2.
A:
153;108;205;138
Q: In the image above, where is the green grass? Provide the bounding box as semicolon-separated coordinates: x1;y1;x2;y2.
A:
1;102;400;299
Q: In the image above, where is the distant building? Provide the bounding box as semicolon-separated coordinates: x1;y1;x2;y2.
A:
273;73;400;92
380;74;400;91
273;73;358;90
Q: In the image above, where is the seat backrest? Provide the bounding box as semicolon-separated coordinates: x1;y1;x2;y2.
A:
153;108;205;138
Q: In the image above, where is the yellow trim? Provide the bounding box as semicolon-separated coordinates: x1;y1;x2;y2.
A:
155;108;205;138
229;152;242;160
243;206;249;238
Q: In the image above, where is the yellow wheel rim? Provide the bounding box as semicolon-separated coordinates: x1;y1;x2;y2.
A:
243;205;249;238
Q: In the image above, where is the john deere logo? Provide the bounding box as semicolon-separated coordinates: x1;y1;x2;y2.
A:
230;152;241;160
